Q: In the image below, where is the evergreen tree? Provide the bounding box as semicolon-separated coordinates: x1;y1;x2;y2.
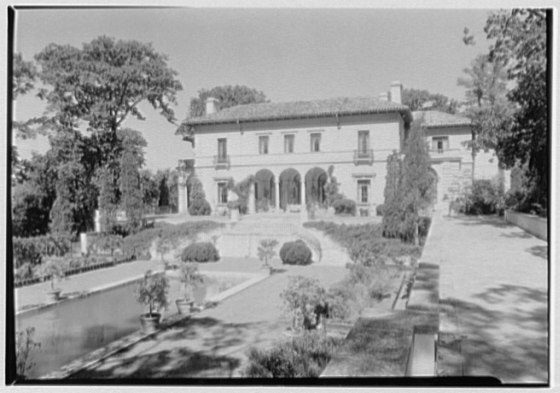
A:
119;129;146;233
399;122;435;244
381;151;403;238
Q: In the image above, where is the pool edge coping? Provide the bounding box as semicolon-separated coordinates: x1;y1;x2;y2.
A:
37;270;270;380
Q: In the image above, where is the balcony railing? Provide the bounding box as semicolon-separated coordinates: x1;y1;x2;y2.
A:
213;155;231;169
354;149;373;165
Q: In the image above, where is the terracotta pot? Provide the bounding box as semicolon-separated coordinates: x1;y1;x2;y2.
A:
139;313;161;333
175;299;194;315
45;289;61;303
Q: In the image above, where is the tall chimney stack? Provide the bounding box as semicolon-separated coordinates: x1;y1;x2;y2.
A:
390;81;403;104
205;97;218;115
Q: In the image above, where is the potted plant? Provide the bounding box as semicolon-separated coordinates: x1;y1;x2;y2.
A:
36;257;68;302
175;262;204;315
257;238;278;275
135;270;169;333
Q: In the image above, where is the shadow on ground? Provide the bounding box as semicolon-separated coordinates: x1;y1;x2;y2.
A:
526;245;548;260
70;316;281;379
449;215;510;229
439;283;548;383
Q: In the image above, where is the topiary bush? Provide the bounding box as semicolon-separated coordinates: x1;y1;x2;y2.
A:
188;175;212;216
332;198;356;216
189;199;212;216
181;242;220;263
279;240;312;266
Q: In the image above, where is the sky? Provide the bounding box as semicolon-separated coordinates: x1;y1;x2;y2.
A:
13;7;495;171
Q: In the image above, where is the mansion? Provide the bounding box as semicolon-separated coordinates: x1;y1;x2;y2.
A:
176;82;506;216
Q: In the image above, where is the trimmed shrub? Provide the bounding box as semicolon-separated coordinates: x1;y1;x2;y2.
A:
188;175;212;216
279;240;312;266
376;204;385;216
332;198;356;216
181;242;220;263
243;332;342;378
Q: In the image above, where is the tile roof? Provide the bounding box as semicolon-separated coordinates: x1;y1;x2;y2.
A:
183;97;412;127
412;110;471;128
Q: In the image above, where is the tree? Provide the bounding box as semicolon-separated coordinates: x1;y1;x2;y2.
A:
402;88;458;113
381;151;402;238
13;53;36;99
140;169;160;213
35;36;182;137
382;122;434;245
484;9;548;208
457;54;512;180
118;129;146;233
399;122;435;244
187;85;268;118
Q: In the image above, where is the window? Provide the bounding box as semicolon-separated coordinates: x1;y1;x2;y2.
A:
432;136;449;152
310;133;321;152
259;135;269;154
357;180;370;203
217;138;227;160
358;131;370;155
217;182;228;204
284;134;294;153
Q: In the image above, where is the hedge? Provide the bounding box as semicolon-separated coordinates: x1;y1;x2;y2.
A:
13;234;73;268
332;198;356;216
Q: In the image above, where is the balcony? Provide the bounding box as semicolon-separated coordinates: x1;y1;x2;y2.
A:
354;149;374;165
213;155;231;169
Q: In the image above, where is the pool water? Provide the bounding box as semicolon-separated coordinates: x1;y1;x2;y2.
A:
15;273;249;379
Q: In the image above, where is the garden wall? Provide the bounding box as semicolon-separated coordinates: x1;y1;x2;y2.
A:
504;210;547;241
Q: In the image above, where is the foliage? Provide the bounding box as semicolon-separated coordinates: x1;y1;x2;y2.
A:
187;174;211;216
470;9;548;209
35;256;68;290
181;242;220;263
324;165;344;207
279;240;312;266
332;198;356;216
188;85;268;118
402;88;458;113
136;270;169;317
118;129;146;233
35;36;182;133
121;221;221;260
382;122;434;244
140;169;160;212
460;178;505;215
281;276;326;332
15;327;41;380
227;175;255;214
303;221;424;264
382;151;403;238
13;234;72;268
243;332;342;378
257;239;279;271
13;53;36;99
178;262;204;302
376;204;385;216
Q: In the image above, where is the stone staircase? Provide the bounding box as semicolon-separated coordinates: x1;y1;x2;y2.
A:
214;213;349;266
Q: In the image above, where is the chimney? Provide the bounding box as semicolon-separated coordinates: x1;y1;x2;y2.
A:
205;97;218;115
379;92;389;102
390;81;403;104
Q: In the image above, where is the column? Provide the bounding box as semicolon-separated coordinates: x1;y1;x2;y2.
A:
300;177;307;221
274;179;280;211
178;172;189;214
248;182;255;215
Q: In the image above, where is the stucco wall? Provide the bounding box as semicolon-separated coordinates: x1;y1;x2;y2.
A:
191;113;404;213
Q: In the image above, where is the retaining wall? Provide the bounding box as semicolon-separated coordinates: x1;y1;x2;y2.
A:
504;210;547;241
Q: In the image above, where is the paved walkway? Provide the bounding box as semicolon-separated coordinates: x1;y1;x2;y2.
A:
429;213;548;383
15;259;164;314
70;262;348;378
